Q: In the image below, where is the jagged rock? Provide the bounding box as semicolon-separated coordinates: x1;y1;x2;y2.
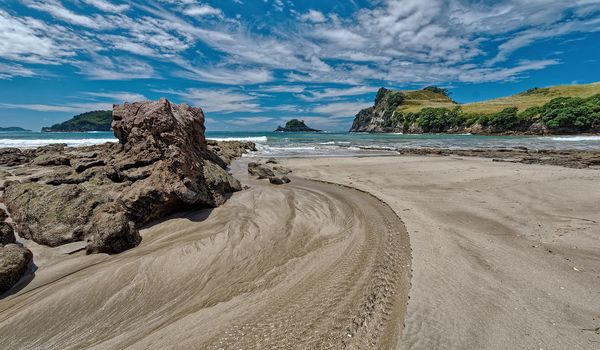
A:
32;153;70;166
0;222;15;246
0;244;32;294
207;140;257;165
73;159;105;173
4;99;245;254
248;162;275;179
273;166;292;175
0;148;31;166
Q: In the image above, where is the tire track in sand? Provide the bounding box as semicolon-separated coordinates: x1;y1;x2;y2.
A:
0;176;411;350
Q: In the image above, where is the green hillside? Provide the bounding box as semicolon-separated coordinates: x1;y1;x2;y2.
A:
351;82;600;134
463;82;600;114
42;110;112;132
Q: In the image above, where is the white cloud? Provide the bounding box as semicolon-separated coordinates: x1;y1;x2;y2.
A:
0;62;38;79
83;0;130;13
312;101;373;117
300;10;327;23
226;116;273;126
76;56;155;80
300;86;374;101
184;5;223;17
24;0;103;28
159;88;263;113
83;91;148;102
0;102;112;113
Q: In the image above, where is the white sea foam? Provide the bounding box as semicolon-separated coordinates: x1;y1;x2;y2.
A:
0;138;116;149
208;136;268;143
548;136;600;141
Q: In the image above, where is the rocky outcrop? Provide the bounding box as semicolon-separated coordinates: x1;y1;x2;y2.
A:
248;160;292;185
3;99;249;254
275;119;321;132
207;140;257;165
0;244;32;294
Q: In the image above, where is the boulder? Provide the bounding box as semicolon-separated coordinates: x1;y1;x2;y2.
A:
268;176;291;185
248;162;275;179
4;99;244;254
0;222;15;246
0;244;32;294
269;176;285;185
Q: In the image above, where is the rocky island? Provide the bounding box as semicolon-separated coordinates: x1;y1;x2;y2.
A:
275;119;321;132
0;127;30;132
351;82;600;135
42;110;112;132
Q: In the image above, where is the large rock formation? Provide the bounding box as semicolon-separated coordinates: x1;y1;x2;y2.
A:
3;99;245;254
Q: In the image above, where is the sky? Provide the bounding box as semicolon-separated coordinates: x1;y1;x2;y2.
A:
0;0;599;131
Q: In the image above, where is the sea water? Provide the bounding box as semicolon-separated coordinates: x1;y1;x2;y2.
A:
1;131;600;157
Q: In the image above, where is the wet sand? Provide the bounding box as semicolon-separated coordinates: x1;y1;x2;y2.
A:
0;161;411;349
283;155;600;349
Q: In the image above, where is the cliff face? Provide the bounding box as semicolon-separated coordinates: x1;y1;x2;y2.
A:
350;86;600;135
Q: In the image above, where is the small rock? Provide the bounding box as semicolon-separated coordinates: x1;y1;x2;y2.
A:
266;158;277;164
0;222;16;246
0;244;33;294
282;176;291;183
248;162;275;179
269;177;285;185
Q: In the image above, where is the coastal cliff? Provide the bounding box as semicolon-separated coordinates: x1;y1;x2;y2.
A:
350;82;600;135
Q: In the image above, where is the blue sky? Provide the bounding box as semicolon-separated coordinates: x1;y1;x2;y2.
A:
0;0;599;131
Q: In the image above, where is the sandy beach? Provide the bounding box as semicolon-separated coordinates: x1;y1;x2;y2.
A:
0;159;411;349
283;155;600;349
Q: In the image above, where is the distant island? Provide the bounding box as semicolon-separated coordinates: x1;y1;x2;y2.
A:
275;119;321;132
42;110;112;132
0;127;31;132
350;82;600;135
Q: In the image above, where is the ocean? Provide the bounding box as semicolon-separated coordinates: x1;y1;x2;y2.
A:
1;131;600;157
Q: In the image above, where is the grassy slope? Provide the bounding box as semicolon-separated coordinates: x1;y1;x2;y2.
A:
390;82;600;115
462;82;600;114
396;90;456;113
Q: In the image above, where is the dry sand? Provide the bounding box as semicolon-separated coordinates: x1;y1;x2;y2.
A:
2;154;599;349
0;162;411;349
282;155;600;349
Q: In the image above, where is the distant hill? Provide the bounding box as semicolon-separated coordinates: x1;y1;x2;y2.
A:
42;111;112;132
0;127;31;132
463;82;600;114
350;82;600;135
275;119;321;132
